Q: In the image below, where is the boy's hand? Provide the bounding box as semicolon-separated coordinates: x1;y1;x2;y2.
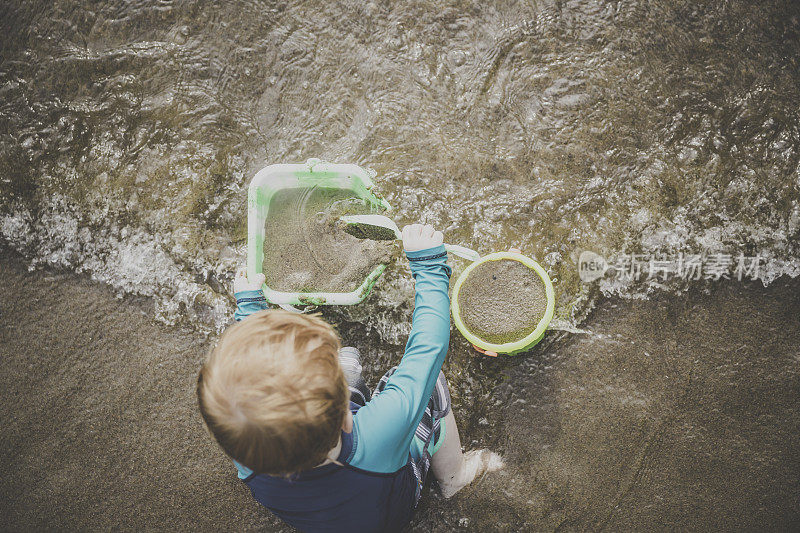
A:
402;224;443;252
233;266;266;293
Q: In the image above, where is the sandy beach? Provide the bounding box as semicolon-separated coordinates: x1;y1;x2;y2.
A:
2;246;798;531
2;0;800;530
0;249;280;531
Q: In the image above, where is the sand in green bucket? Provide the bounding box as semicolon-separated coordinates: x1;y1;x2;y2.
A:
458;258;548;345
262;187;392;293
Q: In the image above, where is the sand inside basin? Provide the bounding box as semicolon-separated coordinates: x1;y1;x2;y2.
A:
262;187;392;293
457;258;548;345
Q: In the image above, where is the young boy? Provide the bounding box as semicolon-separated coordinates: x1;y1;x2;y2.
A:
197;224;502;532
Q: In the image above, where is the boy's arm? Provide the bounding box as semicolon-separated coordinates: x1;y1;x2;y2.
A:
234;290;269;321
232;269;268;321
349;234;452;473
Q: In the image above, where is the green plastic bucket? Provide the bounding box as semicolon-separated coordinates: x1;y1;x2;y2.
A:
247;159;391;307
451;250;555;356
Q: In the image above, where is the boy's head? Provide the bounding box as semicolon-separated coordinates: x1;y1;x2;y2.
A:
197;310;348;476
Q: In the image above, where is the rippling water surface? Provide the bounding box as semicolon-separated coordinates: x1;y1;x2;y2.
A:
3;0;799;331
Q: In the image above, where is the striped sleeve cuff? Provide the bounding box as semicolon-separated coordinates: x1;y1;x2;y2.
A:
405;244;447;262
234;290;266;303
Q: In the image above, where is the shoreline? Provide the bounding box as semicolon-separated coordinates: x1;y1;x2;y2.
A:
1;248;798;530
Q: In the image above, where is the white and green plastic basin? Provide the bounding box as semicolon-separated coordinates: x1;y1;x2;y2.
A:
247;159;391;307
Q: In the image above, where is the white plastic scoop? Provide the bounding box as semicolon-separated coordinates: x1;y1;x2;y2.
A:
340;214;481;262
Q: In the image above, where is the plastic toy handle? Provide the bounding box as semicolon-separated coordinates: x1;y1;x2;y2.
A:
472;344;498;357
444;243;481;262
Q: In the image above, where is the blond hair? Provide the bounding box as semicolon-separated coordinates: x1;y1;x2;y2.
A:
197;309;348;476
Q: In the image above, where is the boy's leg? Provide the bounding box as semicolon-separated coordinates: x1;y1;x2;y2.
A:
339;347;371;407
374;368;504;499
431;410;504;498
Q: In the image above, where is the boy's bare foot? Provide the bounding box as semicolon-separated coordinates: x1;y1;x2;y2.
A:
438;449;504;499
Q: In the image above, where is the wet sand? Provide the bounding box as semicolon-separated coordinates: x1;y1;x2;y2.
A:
413;278;800;531
2;248;799;531
0;249;279;531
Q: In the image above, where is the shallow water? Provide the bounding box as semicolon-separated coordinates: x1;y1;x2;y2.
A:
0;0;799;529
1;0;798;332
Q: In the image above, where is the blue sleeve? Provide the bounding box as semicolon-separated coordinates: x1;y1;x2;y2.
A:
349;244;452;473
234;290;269;321
233;460;254;480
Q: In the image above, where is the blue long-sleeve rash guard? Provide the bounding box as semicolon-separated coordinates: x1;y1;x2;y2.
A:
229;245;452;533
